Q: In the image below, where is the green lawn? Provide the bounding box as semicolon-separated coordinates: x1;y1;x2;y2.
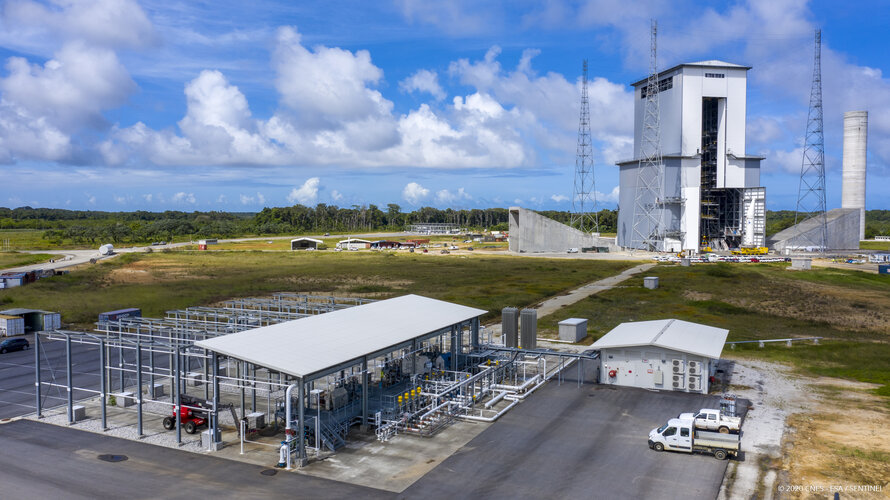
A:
0;252;55;269
538;262;890;400
859;240;890;251
0;251;634;328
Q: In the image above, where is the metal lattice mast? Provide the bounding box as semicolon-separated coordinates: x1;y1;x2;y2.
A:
793;29;828;252
631;19;664;251
571;59;598;234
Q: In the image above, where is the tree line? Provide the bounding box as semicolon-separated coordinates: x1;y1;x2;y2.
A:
0;205;884;246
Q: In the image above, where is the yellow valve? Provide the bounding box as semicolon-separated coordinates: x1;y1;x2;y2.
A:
416;386;422;393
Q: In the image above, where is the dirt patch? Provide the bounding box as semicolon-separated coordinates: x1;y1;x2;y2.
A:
783;407;890;498
728;279;890;334
683;290;713;301
718;358;890;499
106;263;211;284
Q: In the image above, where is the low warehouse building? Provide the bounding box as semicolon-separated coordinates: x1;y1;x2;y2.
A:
336;238;370;250
0;308;61;332
291;237;323;250
594;319;728;394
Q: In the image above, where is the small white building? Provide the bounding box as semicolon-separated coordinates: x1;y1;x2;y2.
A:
336;238;371;251
291;238;323;250
594;319;728;394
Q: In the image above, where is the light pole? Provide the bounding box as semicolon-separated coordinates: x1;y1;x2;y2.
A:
310;389;323;457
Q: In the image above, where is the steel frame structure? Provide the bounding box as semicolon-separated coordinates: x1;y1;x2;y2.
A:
631;19;666;251
794;29;828;252
571;59;599;234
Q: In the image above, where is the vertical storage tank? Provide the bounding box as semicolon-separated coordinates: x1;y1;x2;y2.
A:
519;308;537;350
502;307;519;348
842;110;867;241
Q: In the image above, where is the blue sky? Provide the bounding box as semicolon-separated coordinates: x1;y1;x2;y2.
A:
0;0;888;212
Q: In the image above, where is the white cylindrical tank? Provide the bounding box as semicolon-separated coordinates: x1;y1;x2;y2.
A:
842;110;867;241
99;243;114;255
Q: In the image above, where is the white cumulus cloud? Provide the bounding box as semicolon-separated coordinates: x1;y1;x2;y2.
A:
171;192;196;204
551;194;569;203
330;190;343;201
436;187;472;205
402;182;429;205
288;177;320;205
400;69;446;100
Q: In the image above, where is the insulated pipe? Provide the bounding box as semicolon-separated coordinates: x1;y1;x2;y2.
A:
484;391;508;409
284;383;297;470
459;399;520;422
490;374;542;393
298;380;306;466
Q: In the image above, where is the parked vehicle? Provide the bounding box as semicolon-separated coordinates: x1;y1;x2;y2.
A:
567;248;579;253
677;408;741;433
162;395;209;434
648;418;740;460
0;337;29;354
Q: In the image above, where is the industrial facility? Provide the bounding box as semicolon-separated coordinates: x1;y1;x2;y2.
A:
594;319;728;394
33;293;594;469
617;60;766;253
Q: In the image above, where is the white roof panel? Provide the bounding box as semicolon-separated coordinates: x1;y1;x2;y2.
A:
291;237;323;244
592;319;728;359
195;295;486;379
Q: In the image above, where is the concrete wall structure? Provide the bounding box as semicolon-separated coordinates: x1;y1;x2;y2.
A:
508;207;615;253
842;111;868;241
767;208;861;252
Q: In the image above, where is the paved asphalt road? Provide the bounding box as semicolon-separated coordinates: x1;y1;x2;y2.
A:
403;363;745;500
0;419;390;499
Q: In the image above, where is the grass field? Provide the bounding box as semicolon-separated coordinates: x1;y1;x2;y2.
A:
0;252;55;269
0;251;634;328
538;262;890;399
859;240;890;251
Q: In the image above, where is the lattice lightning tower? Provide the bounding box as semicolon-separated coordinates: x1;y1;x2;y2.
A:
630;19;665;251
793;29;828;252
571;59;598;234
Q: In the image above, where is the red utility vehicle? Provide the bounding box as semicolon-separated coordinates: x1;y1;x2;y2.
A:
162;395;209;434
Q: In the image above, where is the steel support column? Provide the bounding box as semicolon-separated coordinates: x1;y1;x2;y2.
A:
174;347;182;444
361;356;369;431
100;338;107;430
136;342;143;437
34;332;41;418
66;334;73;424
212;353;220;445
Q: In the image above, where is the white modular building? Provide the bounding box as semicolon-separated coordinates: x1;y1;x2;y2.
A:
594;319;728;394
617;61;766;252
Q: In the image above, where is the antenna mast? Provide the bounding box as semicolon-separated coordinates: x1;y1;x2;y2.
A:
571;59;598;233
631;19;665;251
793;29;828;252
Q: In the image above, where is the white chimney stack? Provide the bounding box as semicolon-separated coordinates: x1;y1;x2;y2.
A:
842;110;867;241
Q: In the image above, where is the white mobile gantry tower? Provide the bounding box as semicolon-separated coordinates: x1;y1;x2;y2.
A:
617;60;766;253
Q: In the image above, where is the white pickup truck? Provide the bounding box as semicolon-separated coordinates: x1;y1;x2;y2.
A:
648;418;740;460
677;408;741;433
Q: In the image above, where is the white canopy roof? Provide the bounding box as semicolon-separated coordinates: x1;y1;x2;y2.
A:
593;319;728;359
291;237;323;244
195;294;486;379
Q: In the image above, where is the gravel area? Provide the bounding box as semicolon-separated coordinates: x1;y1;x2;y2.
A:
29;401;206;454
717;359;815;500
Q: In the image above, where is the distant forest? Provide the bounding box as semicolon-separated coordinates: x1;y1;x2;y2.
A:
0;206;886;245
